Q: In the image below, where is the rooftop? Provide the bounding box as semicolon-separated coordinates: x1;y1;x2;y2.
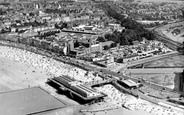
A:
0;87;66;115
121;79;140;87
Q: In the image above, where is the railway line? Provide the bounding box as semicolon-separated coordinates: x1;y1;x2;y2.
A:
152;20;184;50
153;31;182;50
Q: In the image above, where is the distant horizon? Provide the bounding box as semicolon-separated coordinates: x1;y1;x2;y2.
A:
0;0;184;3
134;0;184;3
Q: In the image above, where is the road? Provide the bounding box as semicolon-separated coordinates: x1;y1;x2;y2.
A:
109;51;180;72
118;51;179;69
123;68;184;74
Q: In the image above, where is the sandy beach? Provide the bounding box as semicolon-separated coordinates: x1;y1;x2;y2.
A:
0;46;184;115
0;46;78;106
0;57;47;92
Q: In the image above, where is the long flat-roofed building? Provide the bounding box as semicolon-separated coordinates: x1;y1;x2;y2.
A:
118;79;142;89
48;75;106;103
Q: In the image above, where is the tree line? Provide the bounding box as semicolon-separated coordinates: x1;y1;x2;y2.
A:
97;3;155;45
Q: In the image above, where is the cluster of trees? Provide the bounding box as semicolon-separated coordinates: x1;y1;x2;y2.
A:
104;30;144;45
0;27;11;34
0;9;6;15
55;22;68;29
97;30;147;46
98;3;155;45
143;21;168;28
116;58;124;63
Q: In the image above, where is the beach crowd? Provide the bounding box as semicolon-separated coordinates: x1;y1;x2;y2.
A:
95;85;183;115
0;46;102;83
0;46;183;115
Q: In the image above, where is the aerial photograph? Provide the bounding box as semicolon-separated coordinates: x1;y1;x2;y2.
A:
0;0;184;115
